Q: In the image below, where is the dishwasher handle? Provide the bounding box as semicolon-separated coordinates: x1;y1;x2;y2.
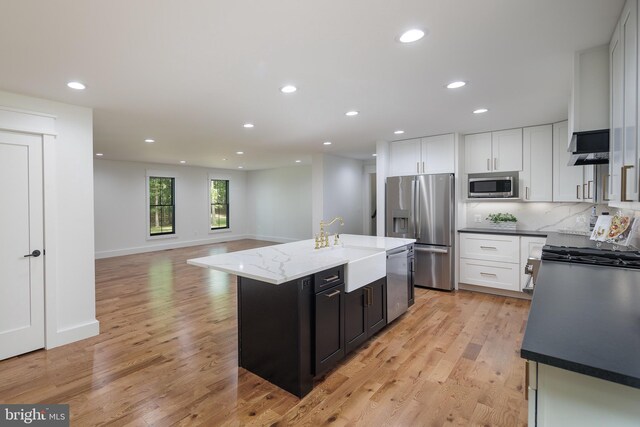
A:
414;246;449;254
387;249;409;259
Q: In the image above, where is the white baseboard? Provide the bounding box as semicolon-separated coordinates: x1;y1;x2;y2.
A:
458;283;531;300
46;319;100;349
95;234;254;259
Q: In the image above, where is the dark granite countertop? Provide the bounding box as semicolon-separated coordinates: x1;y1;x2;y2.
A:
458;227;548;238
521;261;640;389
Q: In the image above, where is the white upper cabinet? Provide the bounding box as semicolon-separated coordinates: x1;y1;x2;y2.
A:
610;16;624;202
609;0;640;205
622;0;638;201
389;134;454;176
464;133;492;173
492;129;523;172
521;125;553;201
389;138;421;176
553;121;585;202
421;134;455;174
465;129;523;174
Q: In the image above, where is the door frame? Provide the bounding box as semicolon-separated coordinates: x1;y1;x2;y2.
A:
0;106;61;349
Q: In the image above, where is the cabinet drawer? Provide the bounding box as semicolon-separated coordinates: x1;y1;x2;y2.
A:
314;265;344;293
460;233;520;263
460;258;520;292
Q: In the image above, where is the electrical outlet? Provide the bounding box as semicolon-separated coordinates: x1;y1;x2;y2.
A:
474;214;482;223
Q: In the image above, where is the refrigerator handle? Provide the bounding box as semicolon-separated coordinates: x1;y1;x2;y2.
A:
415;178;421;240
410;178;416;239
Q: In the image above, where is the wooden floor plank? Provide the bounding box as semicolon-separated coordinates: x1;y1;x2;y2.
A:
0;239;530;426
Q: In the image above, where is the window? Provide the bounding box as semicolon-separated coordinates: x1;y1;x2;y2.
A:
210;179;229;230
149;177;175;235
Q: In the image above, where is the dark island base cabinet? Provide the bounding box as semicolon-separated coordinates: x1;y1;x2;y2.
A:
314;282;345;376
238;266;394;399
237;275;314;398
344;278;387;354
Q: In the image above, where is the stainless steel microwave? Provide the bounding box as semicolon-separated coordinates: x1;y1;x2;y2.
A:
468;173;518;198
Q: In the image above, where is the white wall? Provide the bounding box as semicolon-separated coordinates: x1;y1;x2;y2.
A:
94;159;248;258
246;166;312;242
317;154;365;235
0;90;98;348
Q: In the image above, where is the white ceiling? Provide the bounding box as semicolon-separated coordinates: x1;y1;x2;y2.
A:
0;0;624;170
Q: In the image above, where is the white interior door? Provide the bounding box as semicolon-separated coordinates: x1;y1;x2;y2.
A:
0;130;45;360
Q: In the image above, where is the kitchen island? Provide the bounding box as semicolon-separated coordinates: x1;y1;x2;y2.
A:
188;234;415;397
521;260;640;426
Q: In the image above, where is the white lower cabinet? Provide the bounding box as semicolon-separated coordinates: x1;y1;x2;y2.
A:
528;362;640;426
460;258;520;291
460;233;546;294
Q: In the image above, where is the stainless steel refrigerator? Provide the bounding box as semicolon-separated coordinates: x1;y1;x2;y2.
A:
385;174;454;291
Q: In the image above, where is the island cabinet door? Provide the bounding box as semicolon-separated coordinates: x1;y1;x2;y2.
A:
314;284;345;376
366;278;387;336
344;289;367;354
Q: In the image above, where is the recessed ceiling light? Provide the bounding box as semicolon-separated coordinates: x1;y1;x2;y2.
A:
236;151;244;155
280;85;297;93
222;158;227;161
95;153;103;157
345;111;359;116
243;123;254;128
295;160;301;163
180;160;186;164
67;81;86;90
238;166;244;169
323;141;332;145
446;81;466;89
473;108;489;114
145;139;155;143
399;29;425;43
372;154;377;157
394;130;405;135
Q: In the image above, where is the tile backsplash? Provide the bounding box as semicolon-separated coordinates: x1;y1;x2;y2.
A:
465;202;613;232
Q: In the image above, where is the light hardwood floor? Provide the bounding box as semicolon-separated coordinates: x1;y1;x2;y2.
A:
0;240;531;426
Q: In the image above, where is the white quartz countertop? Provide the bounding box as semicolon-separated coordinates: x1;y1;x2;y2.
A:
187;234;415;285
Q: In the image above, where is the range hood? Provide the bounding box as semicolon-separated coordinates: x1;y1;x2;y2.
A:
567;129;610;166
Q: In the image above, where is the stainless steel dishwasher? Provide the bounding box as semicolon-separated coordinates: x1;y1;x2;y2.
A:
386;245;410;323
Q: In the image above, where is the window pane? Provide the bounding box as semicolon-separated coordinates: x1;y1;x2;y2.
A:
149;176;175;235
211;203;228;229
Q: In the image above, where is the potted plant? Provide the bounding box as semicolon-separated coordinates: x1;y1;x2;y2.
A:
486;213;518;230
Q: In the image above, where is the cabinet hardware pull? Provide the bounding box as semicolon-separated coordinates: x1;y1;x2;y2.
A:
323;275;339;282
480;246;497;250
422;161;425;174
588;180;593;199
325;289;341;298
487;159;490;171
576;184;581;199
621;165;634;202
602;175;610;201
583;183;588;200
480;272;497;277
417;162;420;173
525;361;530;400
494;157;497;170
525;186;529;200
367;287;373;306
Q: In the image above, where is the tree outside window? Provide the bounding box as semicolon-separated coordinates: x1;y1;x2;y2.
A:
210;179;229;229
149;177;175;235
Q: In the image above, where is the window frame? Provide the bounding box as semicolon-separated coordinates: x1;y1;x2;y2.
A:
146;171;178;240
209;178;230;231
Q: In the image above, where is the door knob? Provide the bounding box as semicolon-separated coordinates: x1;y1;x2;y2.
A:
23;250;41;258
